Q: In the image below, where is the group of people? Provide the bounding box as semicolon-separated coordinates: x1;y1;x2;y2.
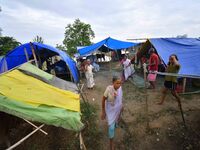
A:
101;48;181;150
80;54;135;89
146;48;181;105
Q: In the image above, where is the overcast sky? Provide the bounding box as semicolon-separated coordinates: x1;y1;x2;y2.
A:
1;0;200;46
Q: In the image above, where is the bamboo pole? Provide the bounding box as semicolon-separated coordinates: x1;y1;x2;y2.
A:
6;124;44;150
180;90;200;95
79;132;87;150
24;48;29;62
182;78;187;93
23;119;48;135
30;42;38;67
179;102;186;127
76;83;90;114
143;63;149;130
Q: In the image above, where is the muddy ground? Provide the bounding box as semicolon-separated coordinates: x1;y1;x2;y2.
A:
3;61;200;150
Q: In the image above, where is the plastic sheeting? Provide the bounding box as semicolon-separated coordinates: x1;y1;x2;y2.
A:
150;38;200;76
78;37;138;56
0;63;83;131
0;42;79;83
0;70;80;112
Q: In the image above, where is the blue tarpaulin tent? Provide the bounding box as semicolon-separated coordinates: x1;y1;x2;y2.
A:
149;38;200;76
78;37;138;56
0;42;79;83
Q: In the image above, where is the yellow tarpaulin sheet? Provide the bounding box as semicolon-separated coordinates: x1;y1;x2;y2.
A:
0;70;80;112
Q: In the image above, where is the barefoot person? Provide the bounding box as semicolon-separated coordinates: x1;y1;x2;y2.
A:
101;76;123;150
157;54;181;106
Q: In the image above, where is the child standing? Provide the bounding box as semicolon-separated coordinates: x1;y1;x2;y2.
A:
101;76;123;150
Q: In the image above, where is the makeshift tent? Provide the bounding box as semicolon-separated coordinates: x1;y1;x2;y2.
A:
0;62;83;131
0;42;79;83
78;37;138;56
140;38;200;76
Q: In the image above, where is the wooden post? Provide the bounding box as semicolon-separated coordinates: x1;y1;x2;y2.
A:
23;119;48;135
6;124;44;150
30;42;38;67
109;51;112;73
143;63;149;130
143;63;147;83
79;132;87;150
134;48;138;69
24;48;29;62
182;78;187;93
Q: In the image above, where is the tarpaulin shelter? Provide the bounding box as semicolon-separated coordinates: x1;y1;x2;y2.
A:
0;62;83;131
140;38;200;76
78;37;138;56
0;42;79;83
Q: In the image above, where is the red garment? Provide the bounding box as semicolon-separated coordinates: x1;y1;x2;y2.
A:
141;57;147;64
149;53;159;71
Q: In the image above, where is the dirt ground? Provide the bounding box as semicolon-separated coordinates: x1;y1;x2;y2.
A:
82;61;200;150
3;61;200;150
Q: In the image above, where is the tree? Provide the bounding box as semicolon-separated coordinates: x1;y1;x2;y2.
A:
56;44;67;51
176;34;188;38
33;35;44;43
63;18;95;56
0;36;21;55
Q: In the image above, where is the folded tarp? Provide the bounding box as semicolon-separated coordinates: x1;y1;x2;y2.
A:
150;38;200;76
0;63;83;131
78;37;138;56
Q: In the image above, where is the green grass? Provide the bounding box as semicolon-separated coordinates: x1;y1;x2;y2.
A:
80;102;103;150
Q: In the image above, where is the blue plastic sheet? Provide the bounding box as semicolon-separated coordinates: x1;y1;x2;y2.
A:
78;37;138;56
150;38;200;76
0;42;79;83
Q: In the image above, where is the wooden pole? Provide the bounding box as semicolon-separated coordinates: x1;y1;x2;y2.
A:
76;84;90;114
79;132;87;150
134;48;138;69
143;63;149;130
30;42;38;67
23;119;48;135
6;124;44;150
179;102;186;127
24;48;29;62
182;78;187;93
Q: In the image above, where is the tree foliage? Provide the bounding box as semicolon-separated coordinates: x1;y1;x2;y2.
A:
63;19;95;56
33;35;44;43
56;44;66;51
0;36;21;55
176;34;188;38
